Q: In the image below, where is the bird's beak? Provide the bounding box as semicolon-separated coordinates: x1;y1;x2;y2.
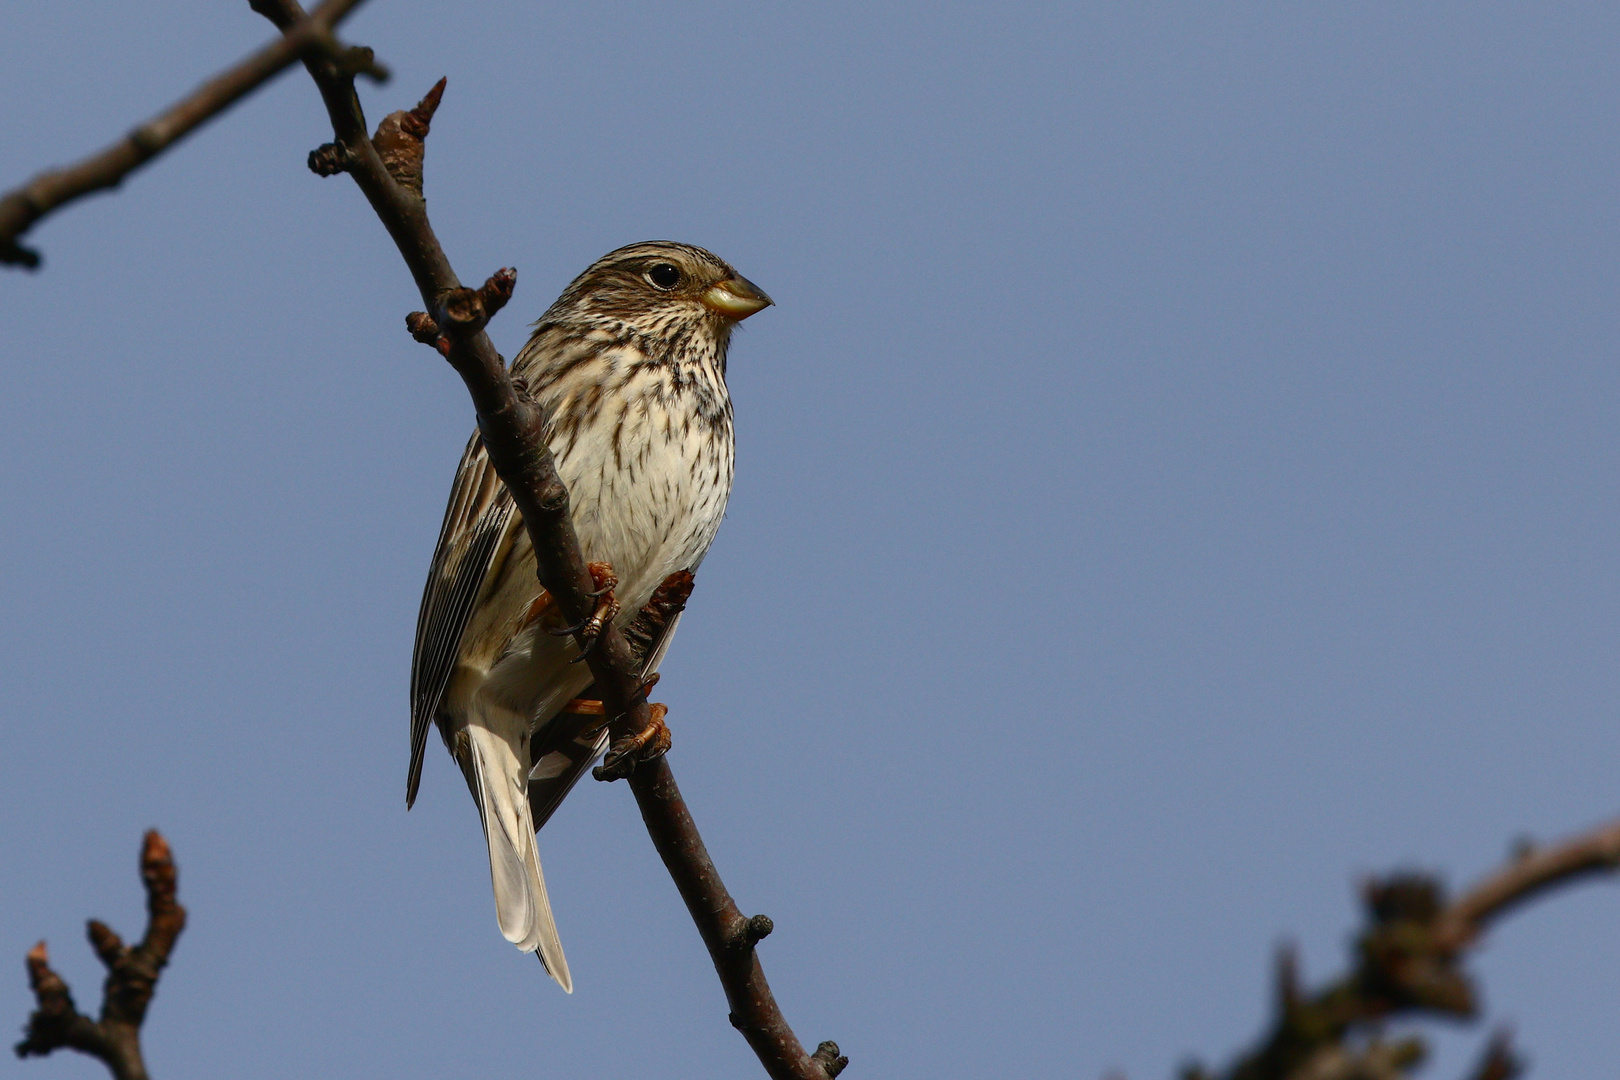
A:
700;275;773;320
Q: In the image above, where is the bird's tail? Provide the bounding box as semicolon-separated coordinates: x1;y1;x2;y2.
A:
465;723;573;993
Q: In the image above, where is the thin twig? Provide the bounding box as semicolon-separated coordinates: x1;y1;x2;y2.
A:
253;4;845;1075
14;831;188;1080
1190;815;1620;1080
0;0;377;269
1440;817;1620;946
1462;1030;1524;1080
631;758;846;1077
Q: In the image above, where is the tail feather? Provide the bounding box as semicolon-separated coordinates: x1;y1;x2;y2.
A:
466;724;573;993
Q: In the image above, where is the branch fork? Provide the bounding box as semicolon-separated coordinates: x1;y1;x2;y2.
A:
15;831;187;1080
405;268;514;359
1188;816;1620;1080
0;0;377;268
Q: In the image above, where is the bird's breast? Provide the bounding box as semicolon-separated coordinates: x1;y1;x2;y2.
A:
548;366;734;615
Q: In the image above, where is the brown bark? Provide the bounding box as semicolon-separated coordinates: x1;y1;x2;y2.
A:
0;0;377;269
14;832;188;1080
1189;815;1620;1080
250;5;846;1075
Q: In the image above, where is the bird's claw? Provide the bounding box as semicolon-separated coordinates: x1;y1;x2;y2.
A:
563;562;620;662
593;703;671;781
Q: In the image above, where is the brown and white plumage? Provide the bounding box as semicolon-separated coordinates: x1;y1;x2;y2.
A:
407;242;770;992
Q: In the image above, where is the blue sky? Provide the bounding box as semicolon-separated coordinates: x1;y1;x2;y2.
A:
2;3;1617;1078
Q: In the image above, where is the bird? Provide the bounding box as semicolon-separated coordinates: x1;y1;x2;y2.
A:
406;241;771;993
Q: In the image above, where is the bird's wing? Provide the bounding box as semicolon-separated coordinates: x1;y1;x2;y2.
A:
407;431;517;807
525;610;685;832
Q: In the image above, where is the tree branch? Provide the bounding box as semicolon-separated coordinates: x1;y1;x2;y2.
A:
1185;815;1620;1080
0;0;378;269
631;758;846;1078
254;5;845;1075
1439;817;1620;947
14;831;188;1080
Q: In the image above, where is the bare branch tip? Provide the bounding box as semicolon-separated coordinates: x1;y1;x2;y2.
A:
334;45;389;84
1;240;43;269
396;78;446;142
17;939;81;1062
1469;1029;1524;1080
1273;941;1301;1011
24;942;49;981
413;77;448;126
477;267;517;317
142;828;171;864
86;921;124;969
141;831;178;897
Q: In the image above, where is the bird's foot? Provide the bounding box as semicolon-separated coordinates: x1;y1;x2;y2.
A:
547;561;620;661
562;673;659;724
593;703;672;781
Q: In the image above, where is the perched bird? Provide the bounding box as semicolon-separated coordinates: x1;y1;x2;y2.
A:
407;241;771;992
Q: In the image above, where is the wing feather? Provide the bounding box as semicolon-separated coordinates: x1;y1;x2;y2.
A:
407;432;517;806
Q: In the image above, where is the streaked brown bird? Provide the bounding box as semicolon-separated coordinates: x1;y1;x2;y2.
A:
407;241;771;991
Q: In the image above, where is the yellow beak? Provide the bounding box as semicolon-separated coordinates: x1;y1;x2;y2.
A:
700;275;774;320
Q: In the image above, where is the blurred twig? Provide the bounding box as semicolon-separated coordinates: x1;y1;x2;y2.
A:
14;832;187;1080
1182;816;1620;1080
0;0;378;269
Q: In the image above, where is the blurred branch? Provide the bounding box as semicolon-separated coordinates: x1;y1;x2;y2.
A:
1463;1031;1524;1080
0;0;378;270
14;831;187;1080
1182;815;1620;1080
1439;818;1620;946
252;2;846;1075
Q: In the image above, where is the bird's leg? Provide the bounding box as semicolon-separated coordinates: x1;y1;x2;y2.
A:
594;702;672;781
546;561;620;660
519;591;553;630
573;561;621;659
563;674;658;737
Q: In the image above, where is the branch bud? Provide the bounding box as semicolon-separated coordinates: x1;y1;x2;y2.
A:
405;311;450;357
307;142;354;177
478;267;517;318
86;922;125;969
373;78;445;195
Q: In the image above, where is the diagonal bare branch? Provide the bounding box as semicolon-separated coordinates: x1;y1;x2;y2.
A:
251;3;846;1075
0;0;376;269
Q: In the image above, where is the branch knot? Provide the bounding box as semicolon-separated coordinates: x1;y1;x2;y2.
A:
732;913;774;949
811;1041;850;1078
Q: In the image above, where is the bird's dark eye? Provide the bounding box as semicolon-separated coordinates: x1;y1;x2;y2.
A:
646;263;682;290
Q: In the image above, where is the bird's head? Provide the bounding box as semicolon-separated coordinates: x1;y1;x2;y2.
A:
541;241;772;342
